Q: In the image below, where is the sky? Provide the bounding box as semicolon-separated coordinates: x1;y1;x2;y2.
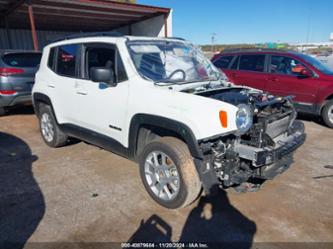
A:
139;0;333;45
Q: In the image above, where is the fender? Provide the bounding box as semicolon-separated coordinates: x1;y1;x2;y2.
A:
128;114;219;193
32;92;53;116
128;114;203;160
318;88;333;114
318;85;333;104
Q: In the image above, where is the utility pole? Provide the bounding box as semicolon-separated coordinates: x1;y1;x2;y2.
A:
211;33;217;53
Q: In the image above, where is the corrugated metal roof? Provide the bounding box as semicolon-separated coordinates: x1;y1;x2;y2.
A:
0;0;170;31
0;28;73;49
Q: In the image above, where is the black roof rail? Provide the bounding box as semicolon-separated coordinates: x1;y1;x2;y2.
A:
51;31;124;43
221;48;292;53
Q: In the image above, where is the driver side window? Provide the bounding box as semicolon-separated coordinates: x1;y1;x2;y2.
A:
84;44;127;83
270;55;308;76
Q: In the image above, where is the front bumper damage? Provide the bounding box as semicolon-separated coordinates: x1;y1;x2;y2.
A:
234;121;305;179
195;121;306;194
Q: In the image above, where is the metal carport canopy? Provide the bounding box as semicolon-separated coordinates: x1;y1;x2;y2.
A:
0;0;171;49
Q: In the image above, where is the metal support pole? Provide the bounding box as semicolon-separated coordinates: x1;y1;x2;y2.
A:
28;4;39;51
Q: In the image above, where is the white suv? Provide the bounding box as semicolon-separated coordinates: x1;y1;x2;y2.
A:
33;32;306;209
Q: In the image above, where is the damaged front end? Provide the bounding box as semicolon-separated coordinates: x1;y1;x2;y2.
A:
195;87;306;193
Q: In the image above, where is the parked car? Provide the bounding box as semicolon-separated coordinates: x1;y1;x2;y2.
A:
212;49;333;128
32;32;305;209
0;50;42;115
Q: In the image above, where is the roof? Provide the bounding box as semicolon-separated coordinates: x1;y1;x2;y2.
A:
221;48;300;55
0;0;171;31
46;31;186;45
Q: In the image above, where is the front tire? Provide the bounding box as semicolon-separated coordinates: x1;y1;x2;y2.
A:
139;137;202;209
322;100;333;128
38;104;68;147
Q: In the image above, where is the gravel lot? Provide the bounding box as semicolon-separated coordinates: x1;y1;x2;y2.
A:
0;107;332;247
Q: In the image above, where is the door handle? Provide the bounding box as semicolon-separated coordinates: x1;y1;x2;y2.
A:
75;81;88;95
47;84;55;88
76;90;88;95
270;77;279;82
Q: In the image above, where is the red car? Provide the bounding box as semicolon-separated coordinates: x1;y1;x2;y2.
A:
212;49;333;128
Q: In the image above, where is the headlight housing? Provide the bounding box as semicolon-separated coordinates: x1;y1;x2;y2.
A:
236;104;253;133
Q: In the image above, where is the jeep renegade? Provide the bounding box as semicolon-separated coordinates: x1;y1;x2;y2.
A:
32;32;306;209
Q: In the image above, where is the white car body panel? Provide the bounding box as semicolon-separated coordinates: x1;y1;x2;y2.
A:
33;36;239;148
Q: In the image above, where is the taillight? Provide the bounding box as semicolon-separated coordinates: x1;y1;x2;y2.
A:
0;90;17;95
0;68;25;77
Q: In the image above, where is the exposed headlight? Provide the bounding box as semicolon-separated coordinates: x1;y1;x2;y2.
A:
236;104;253;133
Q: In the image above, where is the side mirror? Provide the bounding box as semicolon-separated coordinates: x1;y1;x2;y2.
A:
299;68;313;78
90;67;116;86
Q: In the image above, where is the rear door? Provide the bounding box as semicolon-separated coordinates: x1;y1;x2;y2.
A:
230;54;269;90
265;54;318;105
1;52;41;93
49;43;81;124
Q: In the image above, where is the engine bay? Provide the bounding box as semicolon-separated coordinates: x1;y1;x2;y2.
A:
193;86;304;191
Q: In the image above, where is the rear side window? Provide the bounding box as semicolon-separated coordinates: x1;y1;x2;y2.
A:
239;54;265;72
2;53;41;67
56;44;79;77
213;56;234;69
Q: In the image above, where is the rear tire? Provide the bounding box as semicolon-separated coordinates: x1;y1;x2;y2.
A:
322;100;333;128
139;137;202;209
38;104;68;147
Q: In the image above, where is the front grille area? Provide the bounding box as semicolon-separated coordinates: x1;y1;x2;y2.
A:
266;116;290;138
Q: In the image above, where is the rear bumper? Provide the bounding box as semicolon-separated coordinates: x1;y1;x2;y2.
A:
0;92;32;108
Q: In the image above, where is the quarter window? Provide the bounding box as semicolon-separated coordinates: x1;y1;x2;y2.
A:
56;44;78;77
48;47;55;70
213;56;234;69
239;55;265;72
270;55;307;76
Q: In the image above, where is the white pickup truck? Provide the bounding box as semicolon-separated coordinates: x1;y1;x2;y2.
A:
32;32;306;209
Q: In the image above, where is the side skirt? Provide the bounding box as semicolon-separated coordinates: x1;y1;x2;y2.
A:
293;102;321;115
59;123;133;161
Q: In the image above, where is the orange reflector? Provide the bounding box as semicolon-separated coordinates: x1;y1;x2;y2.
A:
219;111;228;128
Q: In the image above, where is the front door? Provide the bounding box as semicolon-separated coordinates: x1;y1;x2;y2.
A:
265;55;318;105
73;43;129;145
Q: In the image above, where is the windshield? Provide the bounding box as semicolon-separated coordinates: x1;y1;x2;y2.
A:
128;40;221;84
298;53;333;75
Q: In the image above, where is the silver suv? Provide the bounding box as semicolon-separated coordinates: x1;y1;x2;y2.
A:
0;50;42;115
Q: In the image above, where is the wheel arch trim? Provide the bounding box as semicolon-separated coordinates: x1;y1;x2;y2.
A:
128;114;203;160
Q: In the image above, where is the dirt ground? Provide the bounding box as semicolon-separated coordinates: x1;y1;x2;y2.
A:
0;107;332;247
